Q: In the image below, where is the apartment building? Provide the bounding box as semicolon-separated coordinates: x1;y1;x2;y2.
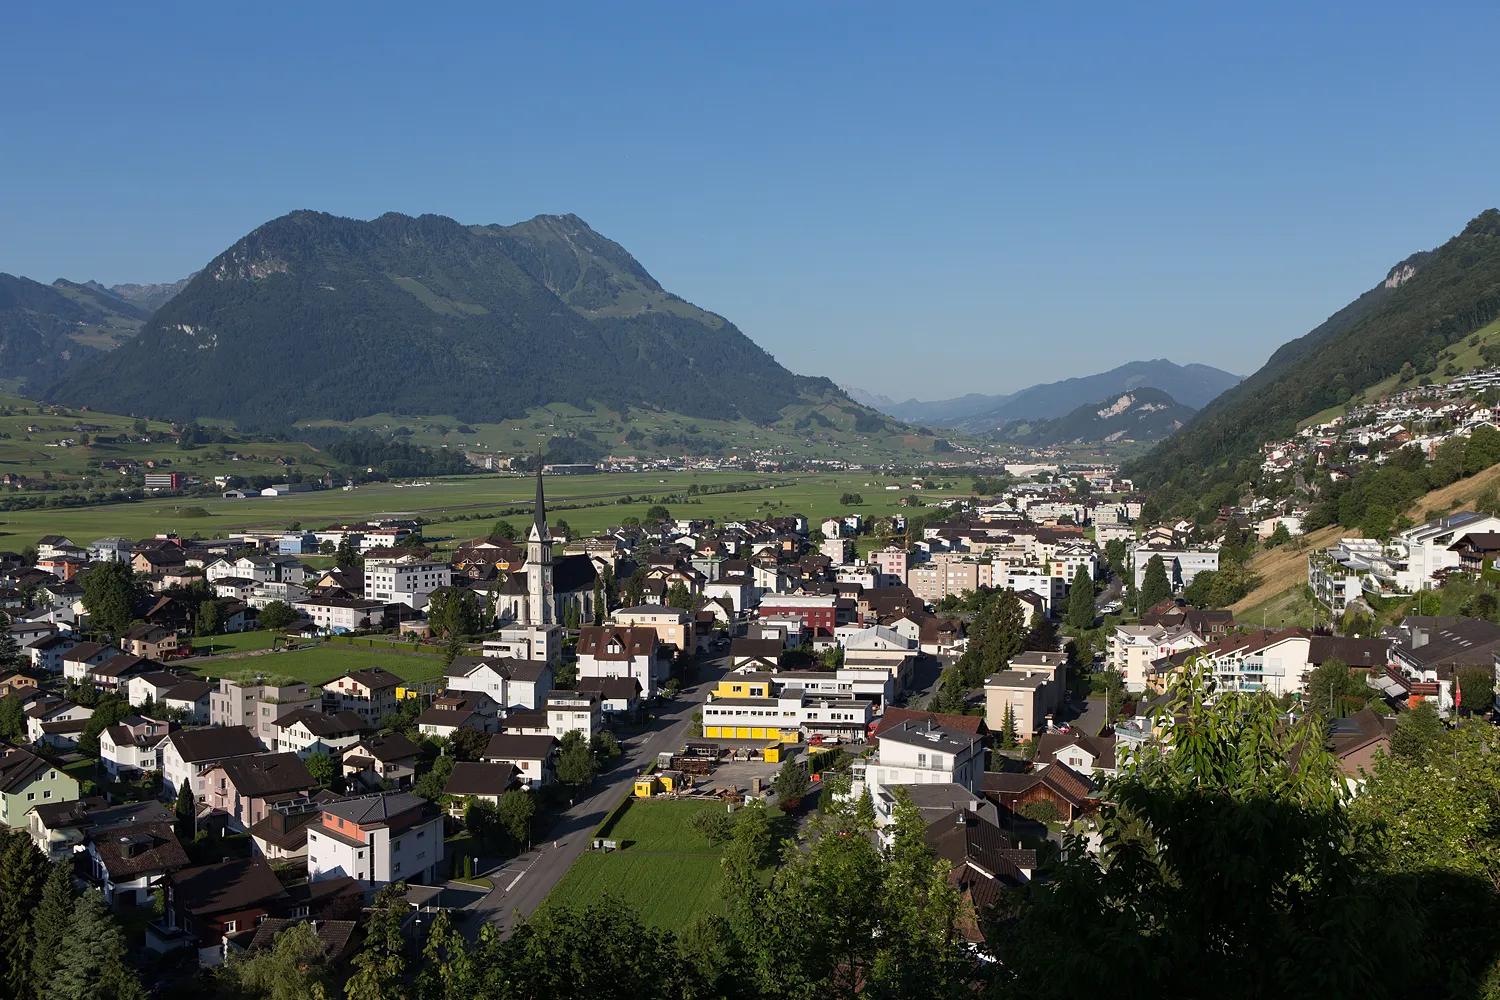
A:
210;675;319;749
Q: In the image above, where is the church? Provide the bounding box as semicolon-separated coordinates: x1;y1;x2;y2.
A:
495;472;599;626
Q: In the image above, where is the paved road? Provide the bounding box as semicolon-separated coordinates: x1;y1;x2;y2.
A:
468;651;731;936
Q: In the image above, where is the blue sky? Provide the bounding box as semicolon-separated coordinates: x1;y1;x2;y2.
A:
3;2;1499;400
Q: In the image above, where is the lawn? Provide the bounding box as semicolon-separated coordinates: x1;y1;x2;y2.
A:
188;629;283;656
544;799;733;929
185;643;448;686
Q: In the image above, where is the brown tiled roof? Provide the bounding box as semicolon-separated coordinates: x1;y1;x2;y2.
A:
482;733;557;761
1033;732;1117;771
344;731;417;763
0;746;51;792
90;820;190;879
247;918;361;965
876;707;986;736
444;761;519;797
167;725;262;763
215;753;315;799
577;626;656;659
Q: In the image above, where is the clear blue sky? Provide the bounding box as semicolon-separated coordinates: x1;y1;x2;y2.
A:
3;2;1499;400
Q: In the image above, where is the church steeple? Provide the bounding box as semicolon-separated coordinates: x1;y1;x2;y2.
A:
529;468;548;542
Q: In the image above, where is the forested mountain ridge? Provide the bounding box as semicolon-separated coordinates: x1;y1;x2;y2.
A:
0;273;152;387
45;210;833;430
1128;209;1500;506
989;387;1195;446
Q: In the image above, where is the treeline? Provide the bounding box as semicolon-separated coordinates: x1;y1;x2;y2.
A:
1304;430;1500;536
327;433;474;478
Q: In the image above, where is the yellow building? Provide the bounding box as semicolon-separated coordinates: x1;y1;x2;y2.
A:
712;674;774;699
702;694;798;741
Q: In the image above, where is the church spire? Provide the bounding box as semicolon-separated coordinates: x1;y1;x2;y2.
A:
531;468;548;540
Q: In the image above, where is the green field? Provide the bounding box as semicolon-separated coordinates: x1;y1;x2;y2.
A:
0;470;966;548
186;643;448;686
544;800;732;929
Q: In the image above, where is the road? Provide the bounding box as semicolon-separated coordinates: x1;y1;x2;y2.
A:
466;650;730;936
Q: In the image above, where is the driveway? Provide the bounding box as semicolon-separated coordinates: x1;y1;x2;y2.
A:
465;651;730;936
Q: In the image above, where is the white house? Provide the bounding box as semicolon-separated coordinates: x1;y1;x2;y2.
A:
161;725;264;798
271;708;367;759
445;655;554;711
362;552;452;611
306;792;443;888
545;691;602;741
848;719;986;826
99;716;176;778
293;597;392;634
481;733;557;788
575;625;667;699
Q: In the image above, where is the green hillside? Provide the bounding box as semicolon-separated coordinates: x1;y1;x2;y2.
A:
1128;209;1500;506
0;274;151;389
44;210;838;432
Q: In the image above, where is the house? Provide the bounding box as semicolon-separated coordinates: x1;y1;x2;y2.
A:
26;633;79;673
729;637;785;673
982;763;1097;823
927;808;1037;945
27;797;170;861
362;551;452;610
60;641;114;683
415;693;500;739
613;605;696;654
119;623;182;661
87;653;153;692
576;625;667;699
306;791;444;888
1033;731;1118;778
85;820;190;907
872;707;987;739
271;708;366;758
161;725;265;799
248;793;342;861
1328;709;1396;788
100;716;177;778
0;746;79;827
211;675;319;748
322;669;402;723
25;699;94;749
545;691;602;740
481;733;557;787
445;655;554;711
442;761;521;816
160;680;214;724
1390;617;1500;713
292;596;393;634
576;676;644;720
204;753;317;832
848;720;986;825
127;670;194;708
983;651;1069;739
842;625;919;692
498;708;551;737
340;732;419;791
160;857;293;966
241;916;362;971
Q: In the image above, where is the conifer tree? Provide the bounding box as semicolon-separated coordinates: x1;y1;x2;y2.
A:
29;860;76;992
1066;564;1097;629
45;890;140;1000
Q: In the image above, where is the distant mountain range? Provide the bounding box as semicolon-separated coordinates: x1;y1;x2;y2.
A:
86;275;196;312
39;210;850;430
987;387;1195;446
1129;209;1500;497
845;359;1243;431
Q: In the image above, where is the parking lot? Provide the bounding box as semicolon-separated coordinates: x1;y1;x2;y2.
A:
693;757;784;795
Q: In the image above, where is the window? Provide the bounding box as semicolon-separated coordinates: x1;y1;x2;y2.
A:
224;920;237;933
917;753;927;767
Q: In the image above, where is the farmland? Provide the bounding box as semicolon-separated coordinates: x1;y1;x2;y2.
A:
543;800;733;930
0;470;968;549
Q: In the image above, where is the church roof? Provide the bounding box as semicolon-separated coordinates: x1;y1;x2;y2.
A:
532;471;548;538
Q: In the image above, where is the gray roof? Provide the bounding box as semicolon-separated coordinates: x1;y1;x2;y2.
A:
320;792;426;825
876;719;984;754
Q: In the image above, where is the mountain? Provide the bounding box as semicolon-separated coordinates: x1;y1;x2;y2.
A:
987;387;1195;446
0;275;152;387
839;384;899;412
867;360;1242;429
1128;209;1500;497
45;211;838;430
89;275;196;312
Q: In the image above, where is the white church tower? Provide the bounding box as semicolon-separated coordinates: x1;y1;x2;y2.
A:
525;469;554;626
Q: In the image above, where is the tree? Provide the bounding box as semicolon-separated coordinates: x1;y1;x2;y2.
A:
690;806;736;846
0;829;49;999
1139;553;1171;610
45;889;141;1000
344;882;410;1000
1456;665;1495;715
335;537;363;568
76;694;132;756
1104;537;1128;578
623;569;647;608
772;759;809;809
318;539;336;555
999;704;1018;750
556;731;598;788
997;662;1447;999
218;919;331;1000
1304;658;1366;718
305;750;336;788
491;519;518;540
463;799;500;853
840;492;865;506
1066;564;1096;629
591;731;621;760
80;561;137;637
0;621;21;672
29;861;74;993
1267;522;1293;548
1390;698;1443;759
955;589;1028;688
645;504;671;523
666;581;694;611
448;726;489;762
194;598;220;637
174;784;196;840
429;587;480;639
496;789;536;847
258;600;298;630
414;754;455;803
0;694;23;743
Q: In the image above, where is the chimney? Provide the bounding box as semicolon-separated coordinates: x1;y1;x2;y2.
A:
1413;628;1429;649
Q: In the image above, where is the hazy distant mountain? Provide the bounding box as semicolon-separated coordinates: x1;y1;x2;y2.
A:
867;360;1243;430
988;387;1195;445
0;275;152;387
46;210;842;429
85;275;196;312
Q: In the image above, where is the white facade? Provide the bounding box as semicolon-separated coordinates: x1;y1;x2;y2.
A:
363;555;452;609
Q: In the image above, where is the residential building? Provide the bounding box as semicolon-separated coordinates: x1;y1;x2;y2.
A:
983;651;1068;739
613;605;695;653
0;746;79;827
271;708;366;758
119;623;181;661
204;753;317;832
362;551;452;610
99;716;177;778
60;642;113;683
85;820;189;907
757;594;843;632
25;699;94;748
341;732;419;791
442;761;520;816
161;725;265;798
1390;616;1500;714
445;655;553;710
415;693;500;739
848;720;986;824
292;596;392;634
1108;623;1206;692
481;733;557;787
1130;544;1221;592
306;792;444;888
1033;731;1119;778
982;764;1097;823
322;669;402;723
28;798;170;862
576;625;666;699
545;691;602;740
161;858;294;965
210;675;319;749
